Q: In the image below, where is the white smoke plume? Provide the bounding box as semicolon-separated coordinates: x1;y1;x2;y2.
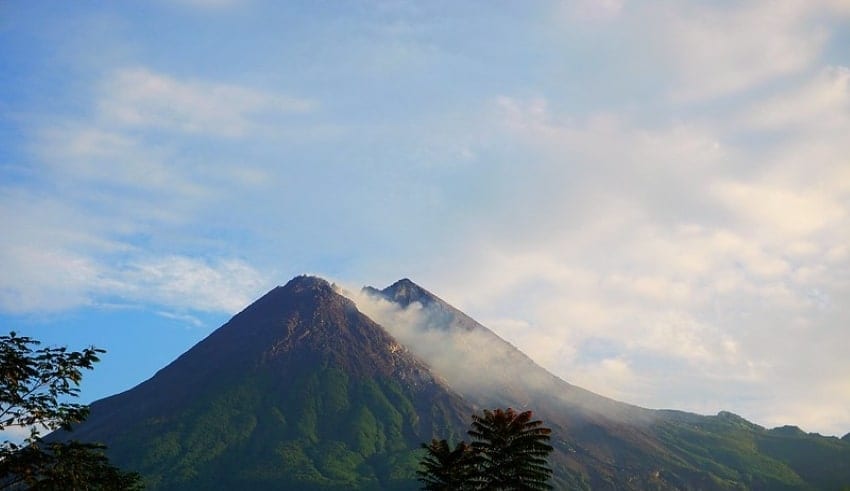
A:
338;283;653;425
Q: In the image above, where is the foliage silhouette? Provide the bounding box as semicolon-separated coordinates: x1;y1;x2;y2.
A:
419;408;553;490
416;439;478;490
0;332;143;490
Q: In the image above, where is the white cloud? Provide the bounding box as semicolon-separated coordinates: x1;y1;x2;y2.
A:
117;256;266;313
742;66;850;132
98;67;314;137
568;357;645;404
660;1;828;101
411;85;850;434
0;223;267;314
36;125;207;205
0;188;119;313
0;246;102;313
0;65;303;316
755;377;850;433
155;310;204;327
712;180;846;239
0;187;267;314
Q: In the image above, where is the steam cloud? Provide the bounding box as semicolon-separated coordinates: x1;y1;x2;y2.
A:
340;284;653;425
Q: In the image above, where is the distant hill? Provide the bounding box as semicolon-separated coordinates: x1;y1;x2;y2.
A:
57;275;850;489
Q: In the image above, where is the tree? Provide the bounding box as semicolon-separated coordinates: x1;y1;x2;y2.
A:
1;440;143;490
0;332;101;434
0;332;143;490
418;408;553;490
416;439;478;490
467;408;553;490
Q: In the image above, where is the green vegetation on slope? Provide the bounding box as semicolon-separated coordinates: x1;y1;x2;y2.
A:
104;367;460;491
653;411;850;490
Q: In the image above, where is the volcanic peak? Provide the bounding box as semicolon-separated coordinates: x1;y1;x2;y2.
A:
366;277;437;308
282;274;335;294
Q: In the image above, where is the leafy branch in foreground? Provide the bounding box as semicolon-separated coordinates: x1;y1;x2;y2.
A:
0;332;102;433
0;332;143;490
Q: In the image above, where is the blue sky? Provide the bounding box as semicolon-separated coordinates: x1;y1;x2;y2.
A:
2;0;849;436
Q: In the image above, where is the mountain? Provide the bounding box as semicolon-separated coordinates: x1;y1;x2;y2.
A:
65;276;471;490
57;275;850;490
362;278;850;490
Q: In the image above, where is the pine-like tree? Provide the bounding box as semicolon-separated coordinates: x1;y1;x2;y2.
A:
468;408;553;490
416;439;478;490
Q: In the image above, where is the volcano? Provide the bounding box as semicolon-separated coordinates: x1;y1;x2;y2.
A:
62;275;850;490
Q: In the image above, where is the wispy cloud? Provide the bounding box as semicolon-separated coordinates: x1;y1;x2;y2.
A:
0;230;267;314
0;65;307;314
0;245;102;313
117;256;266;313
98;67;314;137
740;66;850;132
711;180;846;238
661;1;828;101
155;310;204;328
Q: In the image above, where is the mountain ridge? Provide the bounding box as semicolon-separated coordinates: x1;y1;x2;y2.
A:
54;275;850;490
